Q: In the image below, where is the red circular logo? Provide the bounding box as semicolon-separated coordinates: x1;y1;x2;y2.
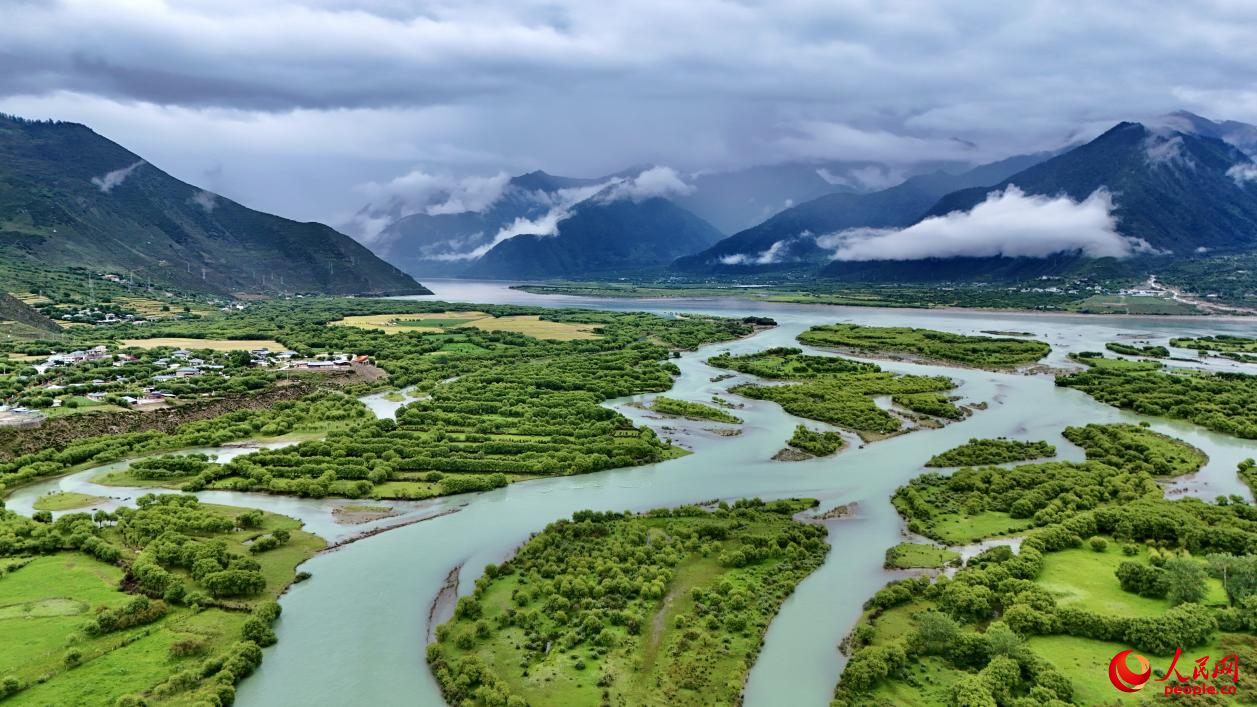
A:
1109;650;1152;692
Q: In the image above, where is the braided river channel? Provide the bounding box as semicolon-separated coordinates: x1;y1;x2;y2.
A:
14;280;1257;706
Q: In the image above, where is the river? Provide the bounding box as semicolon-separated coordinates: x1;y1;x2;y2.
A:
20;280;1257;706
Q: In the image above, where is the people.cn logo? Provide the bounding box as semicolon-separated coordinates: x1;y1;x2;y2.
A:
1109;650;1153;692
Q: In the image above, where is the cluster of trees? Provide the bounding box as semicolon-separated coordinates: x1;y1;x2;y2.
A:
893;461;1162;543
1105;341;1170;358
1057;365;1257;439
733;372;955;435
0;392;368;492
840;510;1231;703
786;425;844;457
798;323;1050;368
841;413;1257;703
1062;422;1208;477
925;438;1056;468
129;453;214;479
428;499;827;706
115;495;268;601
83;595;168;636
1171;334;1257;355
191;346;723;500
649;396;742;423
0;506;121;562
707;347;879;379
892;393;965;420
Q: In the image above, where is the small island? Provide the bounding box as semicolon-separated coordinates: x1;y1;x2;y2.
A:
427;499;827;706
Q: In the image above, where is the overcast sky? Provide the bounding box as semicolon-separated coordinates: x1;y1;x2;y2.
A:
3;0;1257;228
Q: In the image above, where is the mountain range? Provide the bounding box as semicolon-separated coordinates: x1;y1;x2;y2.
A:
0;114;428;296
671;152;1056;273
3;109;1256;293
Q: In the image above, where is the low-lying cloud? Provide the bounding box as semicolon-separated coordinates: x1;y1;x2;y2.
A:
819;186;1154;261
91;160;144;193
599;166;694;202
351;170;511;243
719;238;794;266
189;189;218;212
1228;163;1257;185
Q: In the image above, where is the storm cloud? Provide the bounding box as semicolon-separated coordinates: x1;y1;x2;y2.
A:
819;186;1154;261
3;1;1257;224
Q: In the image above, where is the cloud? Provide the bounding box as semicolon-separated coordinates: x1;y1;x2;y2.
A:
719;239;792;266
349;169;510;244
1143;133;1194;168
819;186;1155;261
433;180;609;260
598;166;694;202
817;165;906;192
189;189;218;212
6;2;1257;224
91;160;144;192
1227;163;1257;185
357;170;509;217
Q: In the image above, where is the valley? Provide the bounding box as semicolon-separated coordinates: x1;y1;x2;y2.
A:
7;280;1257;705
6;6;1257;706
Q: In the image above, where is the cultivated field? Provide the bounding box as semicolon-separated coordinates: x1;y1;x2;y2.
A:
331;312;600;340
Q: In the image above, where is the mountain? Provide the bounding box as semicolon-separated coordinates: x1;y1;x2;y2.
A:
462;194;724;279
0;114;428;296
671;152;1052;273
358;161;969;277
922;122;1257;256
362;170;617;277
0;291;61;339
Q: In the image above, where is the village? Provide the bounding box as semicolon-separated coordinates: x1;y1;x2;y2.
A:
0;342;370;427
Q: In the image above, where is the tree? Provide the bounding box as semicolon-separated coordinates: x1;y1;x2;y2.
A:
913;610;959;654
984;621;1024;659
1164;557;1207;606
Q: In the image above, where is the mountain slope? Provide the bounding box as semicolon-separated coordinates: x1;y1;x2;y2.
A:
463;195;724;279
923;122;1257;255
0;115;428;296
671;152;1052;273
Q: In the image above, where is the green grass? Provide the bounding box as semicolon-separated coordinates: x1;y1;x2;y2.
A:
0;504;323;704
1037;545;1173;618
31;491;108;511
884;543;960;569
926;511;1029;545
868;655;960;706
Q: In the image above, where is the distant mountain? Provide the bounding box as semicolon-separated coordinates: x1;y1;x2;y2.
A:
923;122;1257;255
359;160;973;277
671;152;1052;273
362;170;614;277
0;114;428;296
463;193;724;280
1152;110;1257;157
674;160;970;235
